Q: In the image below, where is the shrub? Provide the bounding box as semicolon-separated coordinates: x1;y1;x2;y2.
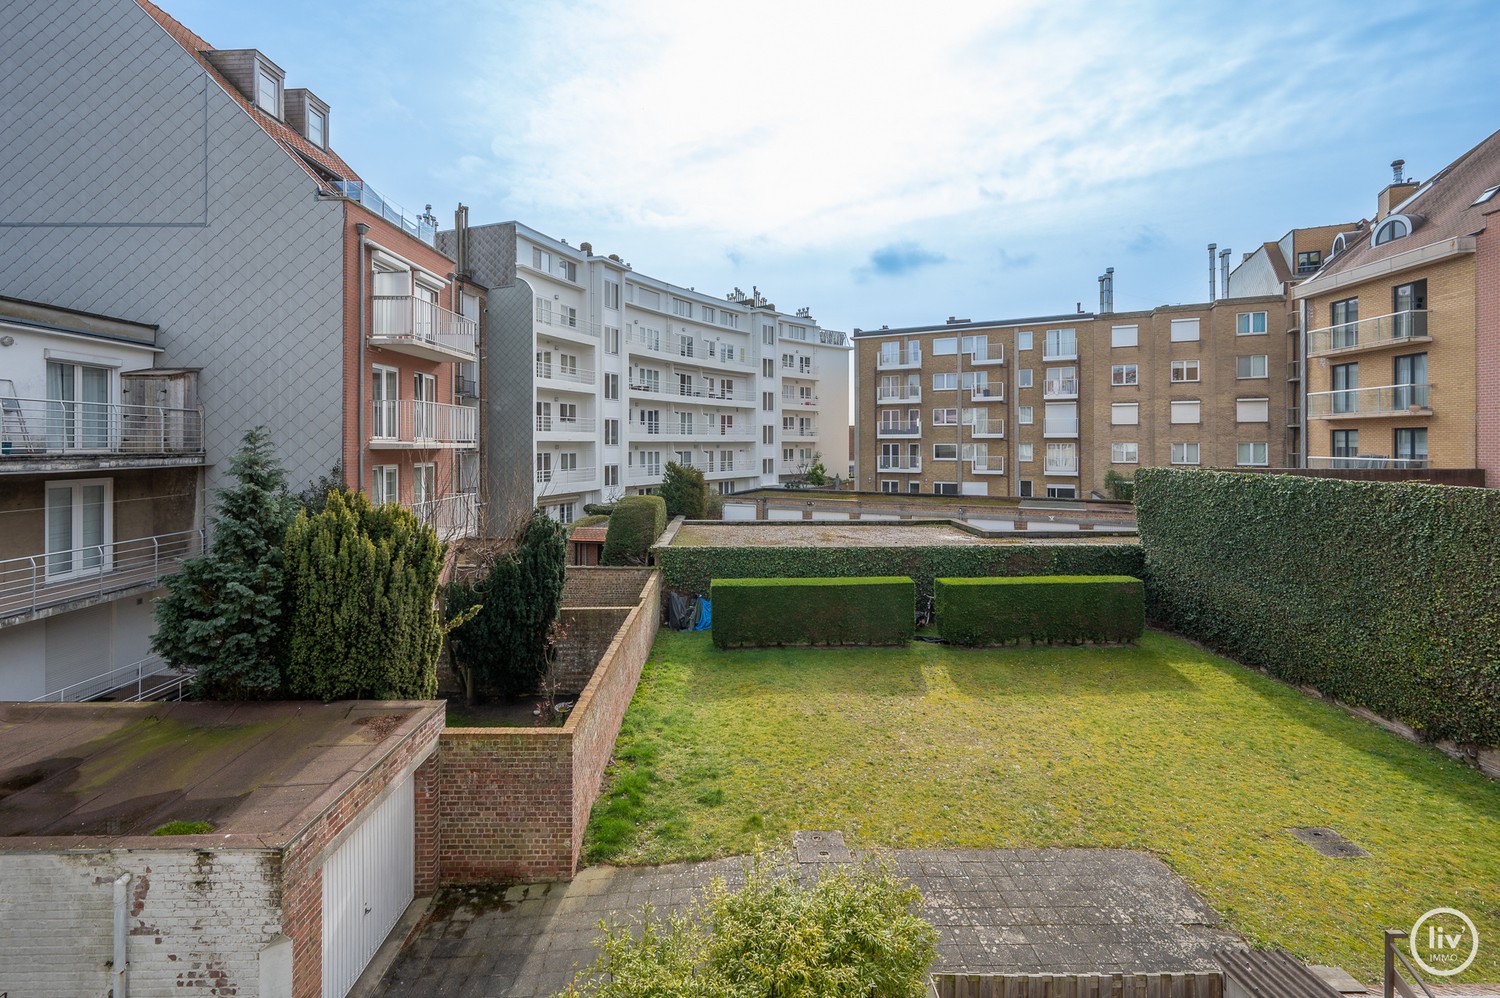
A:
937;576;1143;645
659;461;709;520
1103;469;1135;502
602;495;668;565
706;492;724;520
558;854;937;998
1136;468;1500;745
568;514;610;535
662;543;1142;603
712;577;914;648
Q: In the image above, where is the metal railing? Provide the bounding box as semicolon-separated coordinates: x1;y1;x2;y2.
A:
971;457;1006;475
782;427;819;439
1307;309;1430;356
782;393;819;407
1;528;202;619
1043;377;1078;398
781;361;820;378
371;295;478;357
970;417;1005;437
536;465;597;485
534;415;596;433
631;382;755;403
328;180;436;246
534;362;595;386
1305;455;1430;470
876;385;922;402
1043;417;1080;437
370;400;477;446
1383;930;1436;998
1306;383;1433;418
657;418;755;439
876;350;922;369
455;374;479;398
537;311;601;338
31;655;192;704
877;421;922;437
970;384;1004;402
0;398;203;459
969;345;1006;365
876;456;922;472
409;491;480;542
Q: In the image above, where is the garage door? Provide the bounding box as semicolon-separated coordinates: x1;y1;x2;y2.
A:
321;774;414;998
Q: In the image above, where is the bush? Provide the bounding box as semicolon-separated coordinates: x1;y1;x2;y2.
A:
568;514;610;535
558;854;937;998
1136;468;1500;745
662;543;1142;603
659;461;709;520
712;577;914;648
1103;469;1135;502
937;576;1143;645
602;495;668;565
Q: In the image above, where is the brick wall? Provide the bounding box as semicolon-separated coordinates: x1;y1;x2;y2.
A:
438;571;663;882
1475;218;1499;483
554;607;632;691
561;566;654;607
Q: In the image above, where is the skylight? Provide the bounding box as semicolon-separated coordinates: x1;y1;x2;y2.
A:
1472;185;1500;207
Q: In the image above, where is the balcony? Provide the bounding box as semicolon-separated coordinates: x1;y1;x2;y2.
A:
626;329;752;370
409;491;480;542
970;417;1005;438
1304;455;1430;470
876;385;921;403
1286;404;1302;428
329;180;437;246
1306;310;1431;357
537;310;601;343
627;465;664;483
0;398;205;473
536;465;597;487
370;400;478;448
1;528;202;623
782;393;819;408
969;345;1006;366
876;349;922;370
371;295;478;362
970;457;1006;475
970;383;1005;403
1043;377;1078;400
455;374;479;399
877;420;922;438
1043;416;1080;438
632;382;756;407
1306;384;1433;420
781;361;820;380
782;426;819;439
535;361;595;391
1044;456;1080;476
535;415;597;435
640;422;755;441
1043;343;1078;362
876;456;922;472
1286;360;1301;382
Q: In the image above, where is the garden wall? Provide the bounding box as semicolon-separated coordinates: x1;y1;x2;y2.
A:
1136;468;1500;750
437;571;662;882
659;543;1143;602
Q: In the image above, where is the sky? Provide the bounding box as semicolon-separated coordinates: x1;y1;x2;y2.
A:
166;0;1500;333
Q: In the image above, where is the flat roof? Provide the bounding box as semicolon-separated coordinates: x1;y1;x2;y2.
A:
852;313;1092;337
0;700;442;847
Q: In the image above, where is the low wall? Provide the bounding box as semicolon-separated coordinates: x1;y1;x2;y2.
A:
438;571;663;882
553;608;632;691
932;972;1222;998
561;566;654;607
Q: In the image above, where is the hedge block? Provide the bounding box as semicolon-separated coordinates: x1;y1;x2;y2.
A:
602;495;668;566
712;577;915;649
937;576;1144;646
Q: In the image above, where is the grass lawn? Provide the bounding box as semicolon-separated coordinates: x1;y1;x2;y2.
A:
584;629;1500;981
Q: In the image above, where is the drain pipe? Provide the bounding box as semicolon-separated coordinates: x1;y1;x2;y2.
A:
113;872;131;998
356;222;370;492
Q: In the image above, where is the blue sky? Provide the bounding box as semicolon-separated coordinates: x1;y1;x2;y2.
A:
166;0;1499;332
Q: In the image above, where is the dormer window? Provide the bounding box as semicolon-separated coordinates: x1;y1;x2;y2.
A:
1373;215;1411;246
1331;233;1348;257
308;106;327;148
255;62;281;117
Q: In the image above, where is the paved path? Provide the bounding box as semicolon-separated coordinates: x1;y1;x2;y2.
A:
378;846;1240;997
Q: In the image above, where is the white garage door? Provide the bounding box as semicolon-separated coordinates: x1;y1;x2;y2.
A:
321;774;414;998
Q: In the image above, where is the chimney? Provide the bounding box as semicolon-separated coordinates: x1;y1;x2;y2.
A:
452;203;469;276
1208;244;1217;301
1098;267;1114;313
1219;249;1231;300
1377;158;1420;220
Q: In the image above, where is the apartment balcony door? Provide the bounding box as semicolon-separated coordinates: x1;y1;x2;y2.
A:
45;480;110;579
678;373;694;397
46;361;111;451
413;464;435;507
1393;281;1427;339
413;284;439;342
372;465;398;505
536;350;553;379
719;415;733;437
1331;363;1358;414
536;401;552;432
373;367;399;439
413;373;436;440
1392;353;1427;409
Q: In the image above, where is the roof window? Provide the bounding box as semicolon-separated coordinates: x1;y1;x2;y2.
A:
1372;215;1411;247
1473;185;1500;207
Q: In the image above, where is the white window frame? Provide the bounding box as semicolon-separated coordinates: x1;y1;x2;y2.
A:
1018;442;1033;463
1170;400;1201;424
307;106;327;147
1236;441;1269;466
1017;369;1034;389
44;478;113;580
1018;405;1033;425
1171;442;1201;466
1236;355;1268;379
1111;364;1138;386
1169;318;1201;343
1111;442;1139;464
1017;330;1033;351
932;372;958;391
1111;325;1139;348
1171;359;1201;383
1111;402;1139;426
254;62;281;116
932;443;958;461
1236;311;1268;336
372;464;399;504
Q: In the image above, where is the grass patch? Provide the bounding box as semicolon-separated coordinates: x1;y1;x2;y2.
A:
151;820;214;836
584;629;1500;981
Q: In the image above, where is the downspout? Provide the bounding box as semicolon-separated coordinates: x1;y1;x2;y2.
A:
113;872;131;998
356;222;370;492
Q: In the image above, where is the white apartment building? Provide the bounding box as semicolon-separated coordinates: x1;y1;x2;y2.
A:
441;220;851;528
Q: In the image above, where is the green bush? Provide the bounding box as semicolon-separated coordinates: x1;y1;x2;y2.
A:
662;543;1142;603
1136;468;1500;745
937;576;1143;645
659;461;709;519
602;495;668;565
712;577;914;648
557;854;937;998
568;514;610;535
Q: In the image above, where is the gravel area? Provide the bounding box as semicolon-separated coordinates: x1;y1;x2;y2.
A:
671;523;1139;548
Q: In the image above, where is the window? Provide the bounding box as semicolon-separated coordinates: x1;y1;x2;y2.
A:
1393;352;1429;409
604;418;619;446
932;337;958;356
1045;442;1078;475
254;63;281;116
1331;298;1359;348
1333;430;1359;464
532;247;551;272
307;106;327;147
45;479;111;579
605;465;619;487
1332;362;1358;413
534;296;552;324
762;323;775;345
1044;328;1077;360
1236;355;1268;379
1046;485;1076;499
932;408;958;425
1394;428;1428;463
605;326;620;354
1236;442;1269;466
412;463;436;509
932;373;958;390
1169;318;1200;342
762;392;774;412
1236;311;1268;336
1112;442;1139;464
1295;250;1322;275
371;366;399;439
557;259;577;282
604;373;619;400
721;312;739;329
933;443;958;461
1393;281;1428;337
1018;480;1033;498
763;425;774;444
672;298;691;317
560;305;578;328
1236;398;1269;423
1018;442;1033;462
604;281;621;309
1170;401;1201;424
45;360;112;450
1017;330;1033;351
908;482;921;494
1170;442;1200;465
1111;325;1138;348
924;482;955;496
1111;402;1139;426
1473;185;1500;207
763;359;775;378
1018;405;1033;425
372;465;398;504
1171;359;1200;383
1111;364;1138;386
1331;233;1348;257
1017;369;1034;389
1373;215;1411;246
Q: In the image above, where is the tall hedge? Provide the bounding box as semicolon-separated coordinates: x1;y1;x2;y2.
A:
659;461;709;520
937;576;1143;646
660;542;1142;602
1135;468;1500;745
712;577;915;648
602;495;668;565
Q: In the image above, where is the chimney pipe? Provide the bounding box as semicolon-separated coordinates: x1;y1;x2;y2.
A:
1098;267;1115;313
1207;244;1217;301
1219;249;1232;301
1392;159;1406;184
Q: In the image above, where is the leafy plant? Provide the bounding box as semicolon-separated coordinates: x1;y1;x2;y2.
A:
804;454;829;487
294;462;347;515
712;577;915;648
1102;469;1134;502
659;460;710;520
601;495;668;566
153;427;299;700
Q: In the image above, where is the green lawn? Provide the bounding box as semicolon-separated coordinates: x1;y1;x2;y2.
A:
584;629;1500;981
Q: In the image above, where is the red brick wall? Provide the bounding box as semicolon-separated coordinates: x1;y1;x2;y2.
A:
1476;217;1499;484
561;566;655;607
437;572;663;882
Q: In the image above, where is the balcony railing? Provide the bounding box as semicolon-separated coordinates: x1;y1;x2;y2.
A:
371;295;478;360
536;465;597;486
537;311;601;339
0;398;204;463
970;417;1005;438
970;457;1006;475
1043;344;1078;362
1306;310;1430;356
1305;455;1430;470
1044;456;1080;475
876;456;922;472
1286;360;1301;381
329;180;437;246
781;361;820;379
631;382;755;404
1286;404;1302;427
782;393;819;407
652;420;755;440
535;362;595;387
409;491;480;542
876;385;922;403
31;654;190;704
969;345;1006;366
782;427;819;439
1043;417;1080;437
970;384;1005;403
1;528;202;620
876;350;922;370
877;421;922;438
625;328;751;368
455;374;479;399
1306;383;1433;419
370;400;477;447
535;415;597;434
1043;377;1078;399
627;465;664;482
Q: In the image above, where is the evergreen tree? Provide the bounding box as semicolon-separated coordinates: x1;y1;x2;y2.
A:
658;460;709;520
282;492;447;700
447;509;567;702
153;427;298;699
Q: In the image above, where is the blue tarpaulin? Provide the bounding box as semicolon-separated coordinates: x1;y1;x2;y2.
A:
692;597;712;630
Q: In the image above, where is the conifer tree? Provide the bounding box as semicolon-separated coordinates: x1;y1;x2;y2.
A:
658;460;709;520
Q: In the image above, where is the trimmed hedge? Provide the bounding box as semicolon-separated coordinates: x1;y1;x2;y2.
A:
602;495;668;566
1136;468;1500;746
937;576;1144;646
712;577;915;648
661;543;1142;602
